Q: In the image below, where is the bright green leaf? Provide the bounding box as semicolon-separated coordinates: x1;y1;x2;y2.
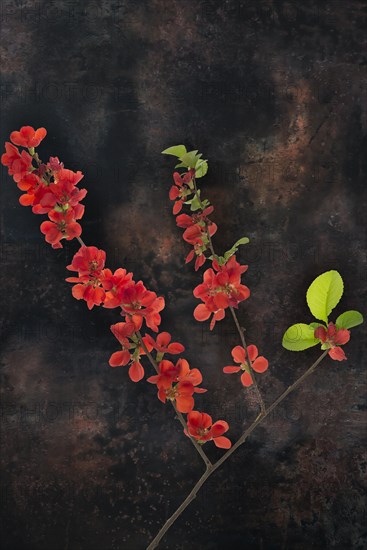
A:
195;159;208;178
306;270;344;323
336;310;364;329
190;194;202;211
282;323;320;351
162;145;187;157
179;150;201;168
233;237;250;247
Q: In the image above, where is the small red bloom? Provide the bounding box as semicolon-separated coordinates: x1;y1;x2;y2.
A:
10;126;47;148
120;281;165;332
169;170;195;214
147;358;206;413
314;322;350;361
101;268;134;308
108;321;153;382
1;142;33;182
40;208;82;249
66;246;107;309
223;345;268;387
144;332;185;355
186;411;231;449
66;246;106;277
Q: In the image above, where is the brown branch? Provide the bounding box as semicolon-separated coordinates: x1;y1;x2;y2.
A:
146;350;329;549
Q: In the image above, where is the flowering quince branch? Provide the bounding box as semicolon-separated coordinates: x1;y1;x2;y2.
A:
2;131;364;549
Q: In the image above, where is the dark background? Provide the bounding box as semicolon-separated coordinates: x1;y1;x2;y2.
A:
1;1;366;549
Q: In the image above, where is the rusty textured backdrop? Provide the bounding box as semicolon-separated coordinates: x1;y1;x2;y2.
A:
1;1;366;549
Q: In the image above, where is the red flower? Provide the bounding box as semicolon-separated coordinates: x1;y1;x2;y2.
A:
66;246;107;309
144;332;185;355
10;126;47;148
169;170;195;214
223;345;268;387
40;208;82;249
120;281;165;332
66;246;106;277
147;358;206;413
1;142;33;182
31;168;86;215
186;411;231;449
108;321;154;382
193;256;250;329
101;268;134;308
314;322;350;361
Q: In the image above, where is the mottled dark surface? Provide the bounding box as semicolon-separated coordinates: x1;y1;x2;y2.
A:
1;1;366;549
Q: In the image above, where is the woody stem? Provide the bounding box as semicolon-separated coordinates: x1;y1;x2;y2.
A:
136;330;212;468
146;350;328;549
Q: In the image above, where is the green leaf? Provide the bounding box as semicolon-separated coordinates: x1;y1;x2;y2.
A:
223;236;250;261
195;159;208;178
306;270;344;323
179;150;201;168
336;310;364;329
282;323;320;351
162;145;187;157
190;194;202;211
233;237;250;247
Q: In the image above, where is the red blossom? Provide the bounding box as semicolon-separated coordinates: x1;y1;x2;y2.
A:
101;268;134;308
144;332;185;355
169;170;195;214
10;126;47;148
147;358;206;413
40;208;82;249
193;256;250;329
186;411;231;449
119;281;165;332
223;345;268;387
66;246;107;309
314;322;350;361
1;142;33;182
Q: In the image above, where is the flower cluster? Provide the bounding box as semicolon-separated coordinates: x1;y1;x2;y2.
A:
2;126;86;249
147;358;207;413
169;170;217;270
223;345;268;387
2;127;231;450
314;323;350;361
193;256;250;330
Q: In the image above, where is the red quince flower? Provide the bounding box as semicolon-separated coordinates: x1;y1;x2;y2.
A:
32;168;86;215
101;268;134;308
193;256;250;329
47;157;64;172
147;358;206;413
66;246;107;309
66;246;106;276
186;411;231;449
40;209;82;249
223;345;269;387
1;142;33;182
169;170;195;214
108;321;154;382
10;126;47;148
314;322;350;361
120;281;165;332
144;332;185;355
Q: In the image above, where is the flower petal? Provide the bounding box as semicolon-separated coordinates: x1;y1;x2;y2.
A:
231;345;246;364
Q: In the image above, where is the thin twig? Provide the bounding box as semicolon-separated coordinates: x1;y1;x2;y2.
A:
146;350;328;549
192;176;265;413
229;306;266;414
